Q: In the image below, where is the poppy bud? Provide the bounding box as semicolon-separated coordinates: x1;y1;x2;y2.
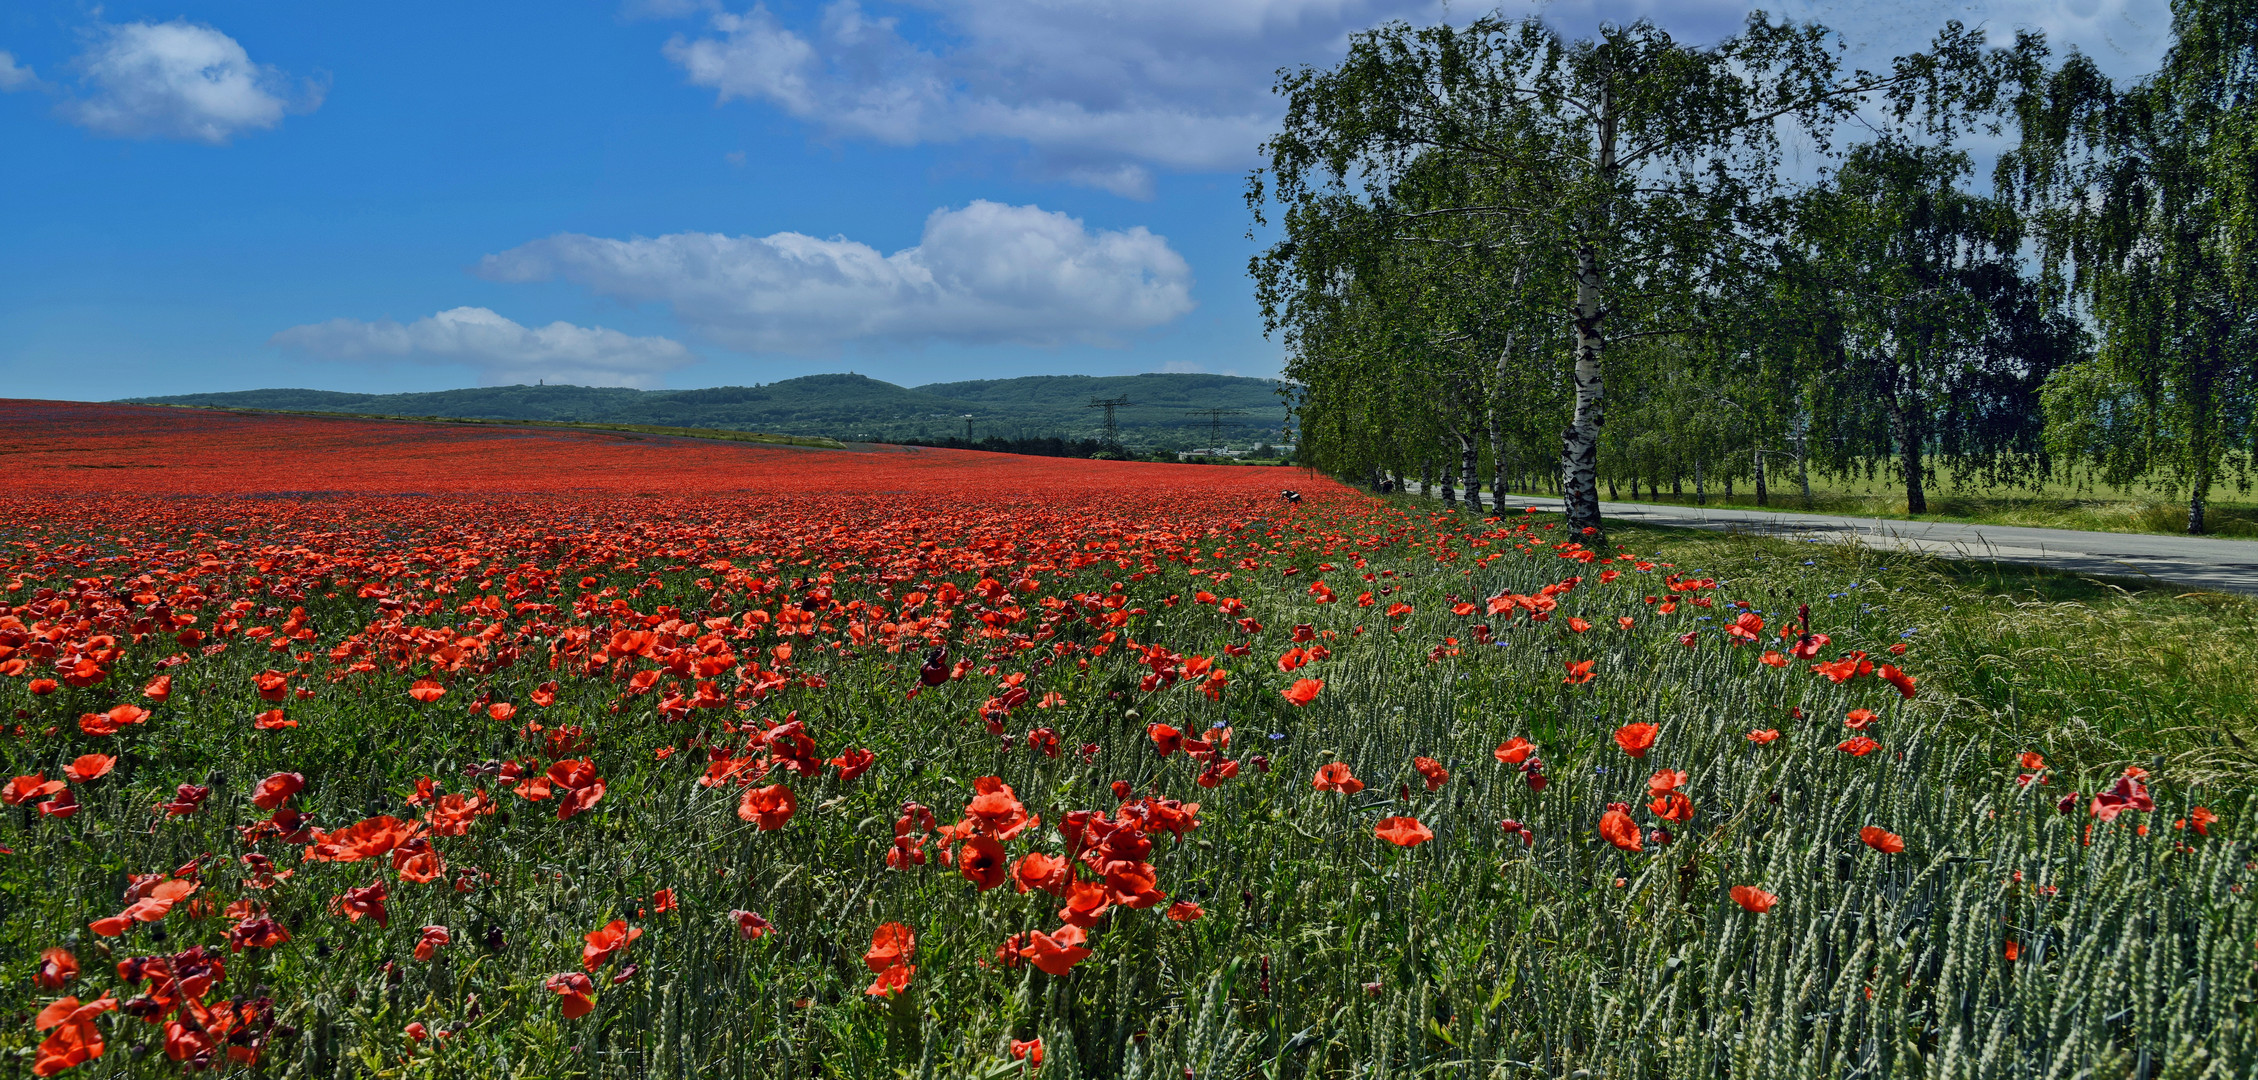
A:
1250;755;1270;773
1648;828;1673;846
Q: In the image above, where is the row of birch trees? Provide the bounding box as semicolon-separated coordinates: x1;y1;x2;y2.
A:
1249;0;2257;534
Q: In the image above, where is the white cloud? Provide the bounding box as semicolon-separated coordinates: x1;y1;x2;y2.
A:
61;20;321;143
657;0;2173;195
0;51;39;91
477;200;1195;353
271;307;695;388
661;0;1455;195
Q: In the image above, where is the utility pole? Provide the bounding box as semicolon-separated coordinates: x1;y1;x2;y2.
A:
1086;396;1132;450
1184;408;1246;456
962;415;975;442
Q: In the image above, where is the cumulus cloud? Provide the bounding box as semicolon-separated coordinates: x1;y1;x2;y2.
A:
0;51;39;91
477;200;1195;353
60;19;322;143
271;307;695;388
661;0;1459;196
656;0;2171;195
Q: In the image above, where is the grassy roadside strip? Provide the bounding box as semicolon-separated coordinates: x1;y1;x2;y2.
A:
1580;517;2258;782
1426;485;2258;540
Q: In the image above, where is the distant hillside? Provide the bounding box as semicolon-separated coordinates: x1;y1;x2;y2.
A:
123;372;1291;449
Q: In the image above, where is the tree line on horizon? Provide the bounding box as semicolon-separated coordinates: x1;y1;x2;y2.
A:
1249;0;2255;534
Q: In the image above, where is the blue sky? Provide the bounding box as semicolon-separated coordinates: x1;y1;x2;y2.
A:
0;0;2172;398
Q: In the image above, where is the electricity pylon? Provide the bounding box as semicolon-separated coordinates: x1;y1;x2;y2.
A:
1184;408;1246;454
1086;396;1132;450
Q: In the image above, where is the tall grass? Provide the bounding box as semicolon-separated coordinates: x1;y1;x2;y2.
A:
1;506;2250;1077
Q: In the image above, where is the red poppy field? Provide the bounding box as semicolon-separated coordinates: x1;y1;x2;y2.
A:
1;401;2251;1078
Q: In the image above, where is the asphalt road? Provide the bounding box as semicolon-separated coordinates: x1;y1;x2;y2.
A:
1407;487;2258;595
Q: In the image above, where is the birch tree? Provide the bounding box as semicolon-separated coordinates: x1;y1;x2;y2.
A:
2005;0;2258;532
1250;14;1999;538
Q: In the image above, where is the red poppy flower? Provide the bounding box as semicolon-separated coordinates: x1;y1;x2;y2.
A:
1374;816;1434;847
331;881;390;926
392;840;445;883
1838;736;1880;756
545;759;607;821
865;922;915;972
1730;886;1777;913
33;993;117;1077
2090;772;2156;822
1844;708;1880;730
1647;791;1694;823
1057;878;1112;928
253;709;295;730
965;777;1034;840
4;774;64;806
546;972;596;1018
488;702;516;722
27;947;78;992
1104;862;1168;909
1280;678;1324;706
37;789;78;819
27;679;58;696
2187;807;2219;836
1746;729;1780;744
738;784;796;830
1166;900;1204;922
1647;769;1687;795
228;916;291;952
1022;924;1093;976
827;748;875;781
251;772;306;810
864;962;915;998
2018;751;2045;771
582;919;643;971
957;834;1009;891
408;679;446;703
1411;756;1449;791
1311;762;1363;794
1859;826;1905;853
1599;807;1642;852
305;815;417;862
1011;1037;1044;1066
1612;723;1658;758
143;673;172;702
726;908;772;940
61;755;114;784
253;670;289;702
413;925;450;961
1494;737;1535;765
1563;660;1597;684
1877;664;1917;699
1013;852;1069;896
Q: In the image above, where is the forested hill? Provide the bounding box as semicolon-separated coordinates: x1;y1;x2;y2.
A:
122;372;1291;448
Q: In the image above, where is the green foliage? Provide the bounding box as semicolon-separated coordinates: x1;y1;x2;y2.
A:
1250;11;2013;532
1790;140;2083;510
2005;0;2258;532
